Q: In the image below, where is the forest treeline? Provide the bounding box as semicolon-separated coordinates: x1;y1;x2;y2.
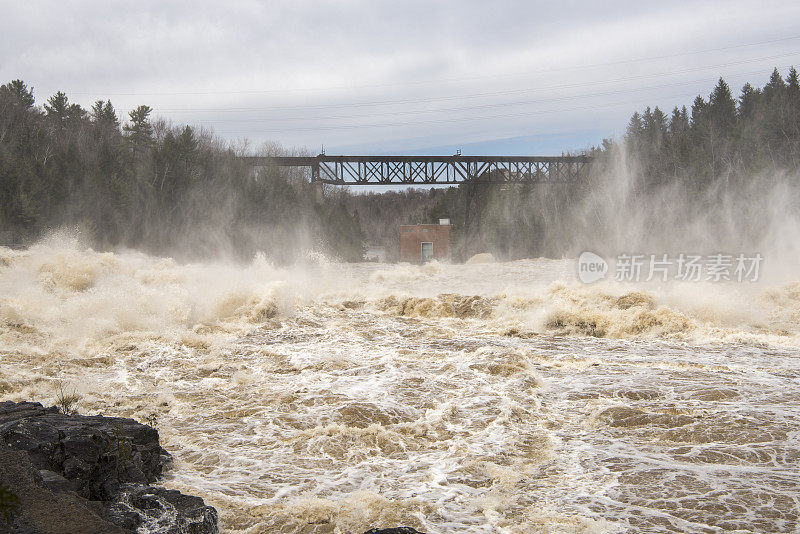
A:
415;66;800;259
0;82;364;261
621;67;800;189
2;67;800;262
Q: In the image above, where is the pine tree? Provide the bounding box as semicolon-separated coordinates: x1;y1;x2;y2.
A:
738;83;761;120
177;126;197;159
690;95;708;127
785;67;800;160
787;67;800;94
667;106;690;174
643;106;665;147
67;103;87;122
668;106;689;135
708;78;736;131
91;99;119;128
737;83;765;166
123;105;153;146
44;91;70;127
625;112;643;141
0;80;35;108
763;68;786;103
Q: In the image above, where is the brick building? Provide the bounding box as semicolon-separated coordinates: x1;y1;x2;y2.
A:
400;220;451;262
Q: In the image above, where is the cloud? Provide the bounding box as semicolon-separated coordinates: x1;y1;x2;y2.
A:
2;0;799;152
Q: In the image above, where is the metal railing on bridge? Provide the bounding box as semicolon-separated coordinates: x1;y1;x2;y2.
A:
241;154;590;185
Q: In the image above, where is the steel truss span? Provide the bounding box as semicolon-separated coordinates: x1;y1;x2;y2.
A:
241;155;590;185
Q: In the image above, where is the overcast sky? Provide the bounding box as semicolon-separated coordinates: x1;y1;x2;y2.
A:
2;0;800;155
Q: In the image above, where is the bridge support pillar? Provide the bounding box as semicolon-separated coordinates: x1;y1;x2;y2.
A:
311;163;323;202
462;182;485;260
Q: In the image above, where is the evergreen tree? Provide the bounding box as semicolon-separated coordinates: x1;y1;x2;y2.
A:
708;78;736;131
91;99;119;128
177;126;197;159
0;80;35;108
625;111;643;152
738;83;761;120
643;107;667;141
44;91;70;127
123;105;153;146
668;106;689;135
67;103;87;123
785;67;800;162
667;106;690;174
763;68;786;102
690;95;708;127
787;67;800;94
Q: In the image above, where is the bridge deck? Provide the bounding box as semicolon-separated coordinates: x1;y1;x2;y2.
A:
241;155;590;185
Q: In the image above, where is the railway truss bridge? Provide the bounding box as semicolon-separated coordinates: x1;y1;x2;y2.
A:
241;154;591;185
241;153;592;254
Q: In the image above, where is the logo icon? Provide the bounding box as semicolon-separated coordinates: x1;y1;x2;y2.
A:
578;251;608;283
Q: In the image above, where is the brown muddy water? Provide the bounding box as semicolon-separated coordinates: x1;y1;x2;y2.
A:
0;239;798;533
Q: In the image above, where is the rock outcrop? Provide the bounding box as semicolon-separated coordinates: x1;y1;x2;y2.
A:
107;486;218;534
0;401;217;534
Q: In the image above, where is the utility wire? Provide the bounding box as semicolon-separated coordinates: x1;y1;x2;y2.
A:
116;51;799;115
164;67;784;124
55;34;800;97
211;91;705;134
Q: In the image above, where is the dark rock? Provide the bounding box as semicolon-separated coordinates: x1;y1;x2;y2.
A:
0;420;61;470
37;470;75;494
0;401;219;534
0;444;128;534
363;529;427;534
0;401;169;500
107;485;218;534
0;402;57;424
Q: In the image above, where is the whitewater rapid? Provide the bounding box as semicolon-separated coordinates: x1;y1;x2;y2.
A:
0;239;798;533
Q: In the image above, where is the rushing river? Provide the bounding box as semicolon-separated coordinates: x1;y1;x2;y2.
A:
1;239;799;533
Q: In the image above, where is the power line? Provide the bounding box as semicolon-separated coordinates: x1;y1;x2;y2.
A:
211;91;705;134
51;35;800;97
116;51;798;115
160;68;781;124
111;62;796;134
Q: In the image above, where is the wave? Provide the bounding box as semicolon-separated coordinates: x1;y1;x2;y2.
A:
3;238;800;363
369;280;800;345
0;237;294;360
